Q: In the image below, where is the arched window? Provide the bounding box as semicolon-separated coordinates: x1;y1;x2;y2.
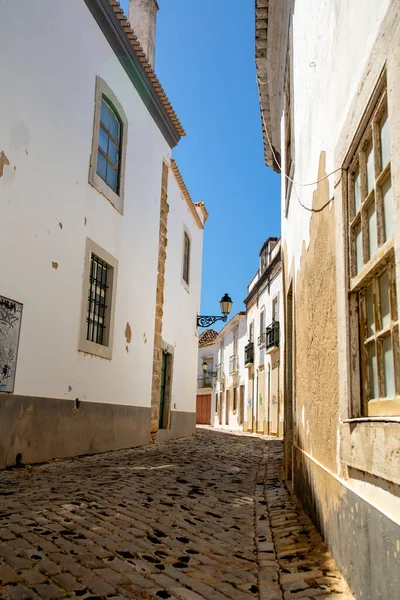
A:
96;97;122;193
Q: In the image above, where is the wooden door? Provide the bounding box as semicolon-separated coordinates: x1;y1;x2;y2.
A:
196;394;211;424
239;385;245;424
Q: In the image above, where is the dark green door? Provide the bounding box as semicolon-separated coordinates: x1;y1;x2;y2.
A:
159;352;167;428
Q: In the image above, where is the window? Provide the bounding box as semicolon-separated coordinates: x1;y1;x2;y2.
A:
182;232;190;286
249;321;254;343
89;77;128;214
259;310;265;346
97;99;121;193
86;254;109;346
79;238;118;360
347;77;399;416
272;296;279;322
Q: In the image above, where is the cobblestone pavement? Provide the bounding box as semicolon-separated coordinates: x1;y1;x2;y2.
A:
0;429;353;600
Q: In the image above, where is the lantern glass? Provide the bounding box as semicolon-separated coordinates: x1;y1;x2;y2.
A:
220;293;233;316
202;361;208;372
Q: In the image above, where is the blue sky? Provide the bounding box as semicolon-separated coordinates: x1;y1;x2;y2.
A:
120;0;281;329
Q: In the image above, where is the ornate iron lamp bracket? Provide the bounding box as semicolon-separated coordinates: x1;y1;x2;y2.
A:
197;315;228;328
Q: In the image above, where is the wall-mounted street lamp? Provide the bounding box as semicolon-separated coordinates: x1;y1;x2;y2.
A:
202;361;217;378
197;293;233;328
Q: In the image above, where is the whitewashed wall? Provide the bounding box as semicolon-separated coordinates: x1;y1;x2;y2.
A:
0;0;170;408
282;0;392;279
215;314;247;430
162;169;204;415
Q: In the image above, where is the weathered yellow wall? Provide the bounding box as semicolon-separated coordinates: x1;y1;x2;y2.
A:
294;152;339;473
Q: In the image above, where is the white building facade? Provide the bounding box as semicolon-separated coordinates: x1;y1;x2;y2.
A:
256;0;400;597
196;330;218;426
244;238;283;436
0;0;205;467
214;313;247;430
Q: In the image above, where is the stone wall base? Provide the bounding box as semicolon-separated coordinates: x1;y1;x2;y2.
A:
156;411;196;443
293;445;400;600
0;395;151;469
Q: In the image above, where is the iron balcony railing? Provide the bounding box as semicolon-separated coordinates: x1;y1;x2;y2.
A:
244;342;254;366
197;375;213;389
266;321;280;350
216;363;225;381
258;331;266;346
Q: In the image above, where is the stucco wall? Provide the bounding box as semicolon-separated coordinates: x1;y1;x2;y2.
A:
162;168;204;418
0;0;180;465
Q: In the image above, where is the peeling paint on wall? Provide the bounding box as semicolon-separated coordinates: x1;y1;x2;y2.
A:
52;262;58;269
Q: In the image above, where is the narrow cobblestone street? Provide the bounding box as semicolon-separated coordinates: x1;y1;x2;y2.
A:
0;430;353;600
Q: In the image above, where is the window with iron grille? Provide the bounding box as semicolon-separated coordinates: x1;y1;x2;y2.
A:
79;239;118;360
347;75;399;416
96;98;121;193
86;254;109;346
183;232;190;285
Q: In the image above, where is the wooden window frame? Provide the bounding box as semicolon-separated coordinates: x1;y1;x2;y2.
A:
345;73;399;417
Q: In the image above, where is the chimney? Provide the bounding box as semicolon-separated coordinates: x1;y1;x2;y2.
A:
128;0;159;68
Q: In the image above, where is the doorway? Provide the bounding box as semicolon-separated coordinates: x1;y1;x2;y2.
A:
159;352;172;429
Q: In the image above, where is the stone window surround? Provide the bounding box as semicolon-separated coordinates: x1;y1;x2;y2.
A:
78;238;118;360
334;4;400;486
89;76;128;215
181;227;191;293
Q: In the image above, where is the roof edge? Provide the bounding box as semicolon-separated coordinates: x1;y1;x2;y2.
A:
170;159;205;229
85;0;185;148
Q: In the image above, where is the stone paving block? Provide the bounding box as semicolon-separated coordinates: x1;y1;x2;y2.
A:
32;584;61;600
80;576;116;596
51;572;84;592
20;569;47;585
0;564;22;584
5;585;36;600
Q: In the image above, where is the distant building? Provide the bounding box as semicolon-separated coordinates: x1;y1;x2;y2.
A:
244;238;283;435
215;313;247;430
0;0;206;467
196;330;218;426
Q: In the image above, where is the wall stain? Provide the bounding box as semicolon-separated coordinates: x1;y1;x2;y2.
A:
84;217;87;226
125;322;132;344
126;345;129;353
0;151;10;177
59;222;63;229
52;262;58;270
68;385;72;392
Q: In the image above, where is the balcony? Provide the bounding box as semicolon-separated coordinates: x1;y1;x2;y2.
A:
197;375;213;389
216;363;225;381
229;355;238;375
244;342;254;367
266;321;279;352
258;331;266;346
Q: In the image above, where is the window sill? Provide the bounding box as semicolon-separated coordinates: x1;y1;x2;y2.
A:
181;278;190;294
343;417;400;424
89;167;124;215
78;339;113;360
